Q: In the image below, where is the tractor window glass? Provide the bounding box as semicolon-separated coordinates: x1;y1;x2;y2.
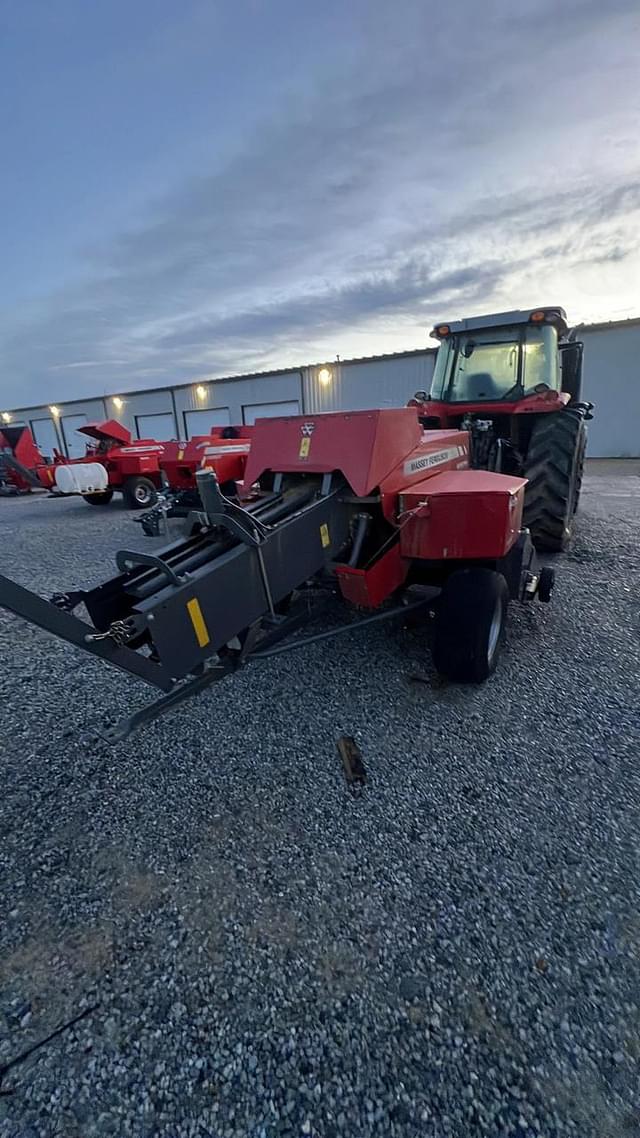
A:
447;329;519;402
523;324;558;391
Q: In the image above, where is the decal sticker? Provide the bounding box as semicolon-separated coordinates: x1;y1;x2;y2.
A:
403;446;460;477
299;436;311;458
320;523;330;548
119;446;165;454
301;422;316;437
198;444;251;457
187;597;210;648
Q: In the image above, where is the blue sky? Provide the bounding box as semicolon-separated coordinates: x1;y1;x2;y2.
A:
1;0;639;405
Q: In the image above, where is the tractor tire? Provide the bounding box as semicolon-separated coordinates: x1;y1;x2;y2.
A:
572;425;587;515
432;569;508;683
123;476;158;510
522;409;587;552
82;489;114;506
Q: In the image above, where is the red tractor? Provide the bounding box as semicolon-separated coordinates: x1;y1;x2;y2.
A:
408;307;592;551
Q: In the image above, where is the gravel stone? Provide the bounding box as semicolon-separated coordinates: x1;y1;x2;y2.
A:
0;470;639;1138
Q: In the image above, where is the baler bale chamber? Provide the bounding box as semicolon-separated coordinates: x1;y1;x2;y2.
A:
0;409;554;740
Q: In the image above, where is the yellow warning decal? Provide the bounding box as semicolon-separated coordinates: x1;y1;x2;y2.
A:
299;436;311;458
177;449;184;460
187;597;210;648
320;523;330;548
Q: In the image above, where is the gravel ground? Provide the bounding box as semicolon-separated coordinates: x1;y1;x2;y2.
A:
0;472;639;1138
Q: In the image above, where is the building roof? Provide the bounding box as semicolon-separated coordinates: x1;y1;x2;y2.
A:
579;314;640;334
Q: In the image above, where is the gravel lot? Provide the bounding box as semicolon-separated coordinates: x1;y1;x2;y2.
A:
1;464;639;1138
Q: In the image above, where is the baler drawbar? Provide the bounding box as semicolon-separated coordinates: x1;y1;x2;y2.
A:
0;409;554;740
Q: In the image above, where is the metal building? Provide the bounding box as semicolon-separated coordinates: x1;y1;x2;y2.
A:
2;317;639;459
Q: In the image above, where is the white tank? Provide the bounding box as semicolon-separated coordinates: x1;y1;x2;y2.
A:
55;462;109;496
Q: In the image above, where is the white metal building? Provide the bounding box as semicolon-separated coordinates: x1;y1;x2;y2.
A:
3;317;638;459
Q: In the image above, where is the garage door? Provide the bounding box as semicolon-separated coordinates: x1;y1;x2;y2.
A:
135;413;177;441
242;400;300;424
61;414;88;458
183;408;231;438
30;418;60;461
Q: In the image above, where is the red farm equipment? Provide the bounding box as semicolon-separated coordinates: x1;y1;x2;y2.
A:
408;307;593;551
37;420;253;513
0;408;555;741
37;419;166;508
135;427;254;534
0;425;48;495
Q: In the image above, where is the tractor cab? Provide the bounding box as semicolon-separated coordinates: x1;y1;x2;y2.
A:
431;308;566;404
422;308;583;415
407;306;592;553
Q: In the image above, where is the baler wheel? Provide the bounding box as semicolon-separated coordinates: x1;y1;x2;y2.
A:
522;409;587;552
432;569;508;683
123;477;158;510
83;489;114;506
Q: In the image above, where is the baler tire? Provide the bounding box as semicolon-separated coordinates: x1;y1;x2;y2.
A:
522;410;587;552
123;477;158;510
432;569;508;683
82;490;114;506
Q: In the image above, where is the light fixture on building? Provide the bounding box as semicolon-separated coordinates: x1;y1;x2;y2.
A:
112;396;124;411
318;367;332;387
1;412;11;424
195;384;208;401
49;405;60;417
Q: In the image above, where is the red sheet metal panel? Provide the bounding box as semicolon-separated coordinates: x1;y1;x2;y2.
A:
78;419;132;445
378;428;469;520
242;408;423;497
399;470;526;560
160;435;251;490
335;543;408;608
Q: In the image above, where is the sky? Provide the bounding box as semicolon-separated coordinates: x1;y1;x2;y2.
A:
1;0;639;407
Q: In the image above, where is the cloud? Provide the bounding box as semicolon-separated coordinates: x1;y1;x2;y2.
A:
1;0;639;404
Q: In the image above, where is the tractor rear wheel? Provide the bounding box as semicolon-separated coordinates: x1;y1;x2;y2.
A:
83;489;114;506
523;409;587;552
123;476;158;509
432;569;508;683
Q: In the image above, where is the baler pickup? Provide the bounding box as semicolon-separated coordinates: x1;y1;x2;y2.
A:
0;409;554;740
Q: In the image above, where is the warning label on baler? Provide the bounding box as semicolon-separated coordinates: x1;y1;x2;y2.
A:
403;446;460;477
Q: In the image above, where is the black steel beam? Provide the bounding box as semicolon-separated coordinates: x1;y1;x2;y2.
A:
0;573;173;690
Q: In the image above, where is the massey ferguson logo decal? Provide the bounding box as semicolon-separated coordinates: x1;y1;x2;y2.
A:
403;446;461;477
301;422;316;436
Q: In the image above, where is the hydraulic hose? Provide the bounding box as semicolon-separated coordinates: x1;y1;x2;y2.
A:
348;513;371;567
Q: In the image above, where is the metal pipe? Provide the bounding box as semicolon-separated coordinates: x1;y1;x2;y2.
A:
251;487;316;526
251;598;430;658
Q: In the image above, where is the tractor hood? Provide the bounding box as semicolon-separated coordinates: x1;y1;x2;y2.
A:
78;420;132;446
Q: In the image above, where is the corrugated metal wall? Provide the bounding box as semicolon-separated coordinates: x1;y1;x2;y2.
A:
304;353;435;414
173;371;302;435
581;323;640;457
106;389;177;439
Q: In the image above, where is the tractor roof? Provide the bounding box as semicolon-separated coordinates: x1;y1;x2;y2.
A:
78;419;132;445
431;307;568;339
